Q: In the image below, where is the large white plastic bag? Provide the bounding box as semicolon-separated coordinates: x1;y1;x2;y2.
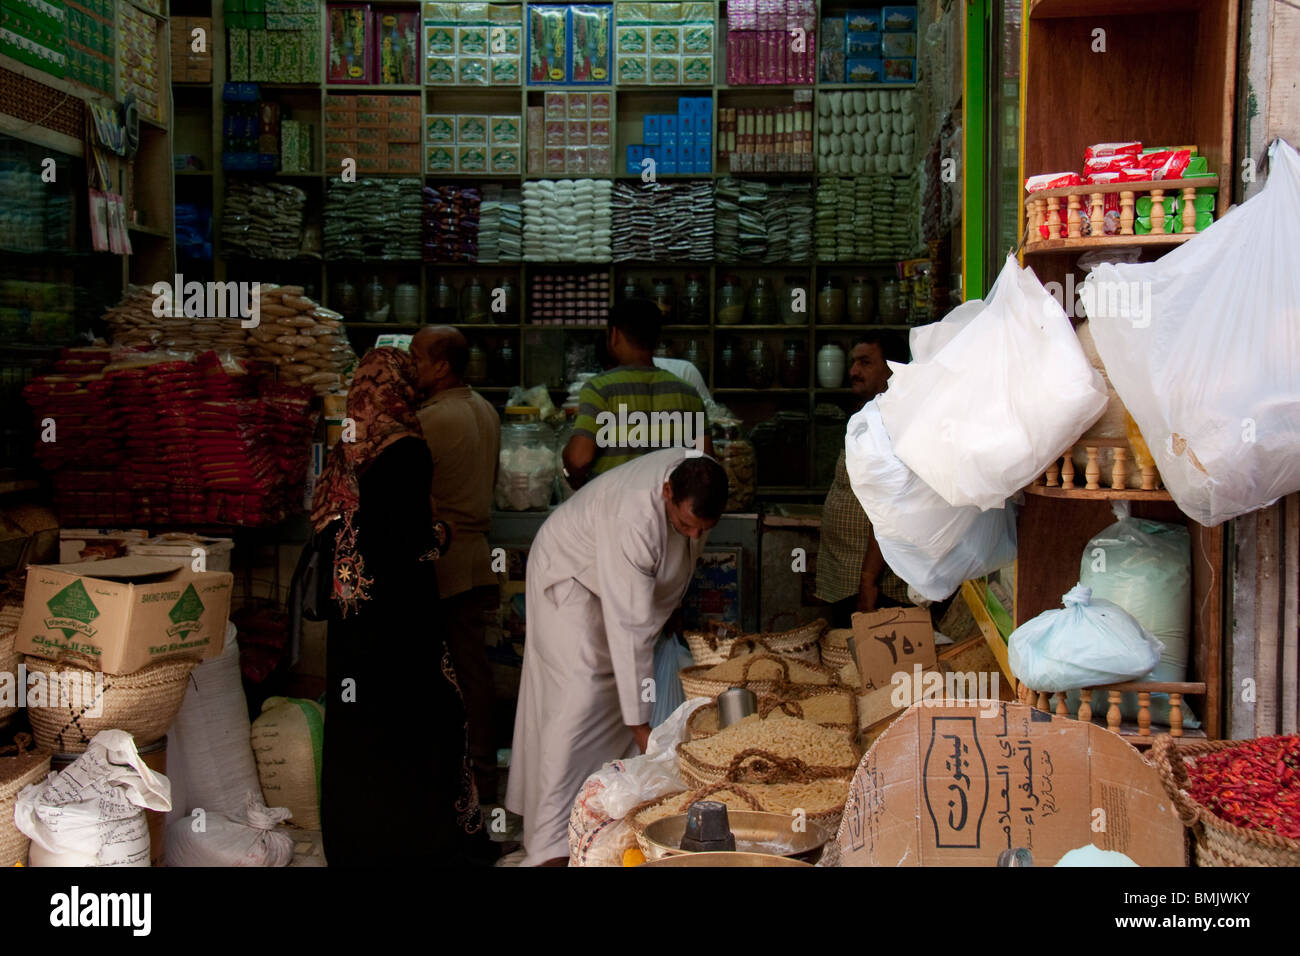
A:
165;794;294;867
1074;503;1199;728
845;401;1017;601
878;254;1108;510
1082;139;1300;527
568;697;708;866
15;730;171;867
1008;584;1162;692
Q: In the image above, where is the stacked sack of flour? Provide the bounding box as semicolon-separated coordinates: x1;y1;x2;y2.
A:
104;286;253;360
816;89;916;175
247;285;357;395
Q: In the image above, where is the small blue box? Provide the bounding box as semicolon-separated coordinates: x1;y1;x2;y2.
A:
679;129;695;148
678;96;694;116
643;114;660;146
677;113;694;136
693;141;711;171
845;9;881;32
661;114;678;136
846;31;881;57
846;58;884;83
662;143;678;175
626;144;644;175
694;96;712;119
881;5;917;32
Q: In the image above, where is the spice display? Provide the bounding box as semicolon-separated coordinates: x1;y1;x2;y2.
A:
615;1;714;85
714;178;814;264
717;102;815;174
1185;736;1300;839
324;177;423;260
611;180;714;262
681;273;708;324
816;89;917;176
815;174;918;261
633;779;849;828
424;1;522;86
423;184;481;262
527;270;610;325
325;94;421;174
701;651;832;686
724;0;817;86
221;180;308;260
522;179;613;261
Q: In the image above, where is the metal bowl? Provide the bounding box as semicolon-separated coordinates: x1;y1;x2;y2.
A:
642;810;832;863
638;851;813;868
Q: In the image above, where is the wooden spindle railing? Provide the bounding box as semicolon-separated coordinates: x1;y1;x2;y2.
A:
1024;177;1216;247
1015;680;1207;742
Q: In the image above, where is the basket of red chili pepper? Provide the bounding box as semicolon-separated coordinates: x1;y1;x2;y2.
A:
1152;734;1300;867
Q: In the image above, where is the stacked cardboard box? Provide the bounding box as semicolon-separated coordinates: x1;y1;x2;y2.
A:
423;1;522;87
614;0;713;85
63;0;113;93
171;16;213;83
279;118;314;173
526;91;610;176
427;109;522;175
118;1;162;123
227;0;321;83
0;0;66;80
718;99;812;173
325;94;421;175
624;96;712;175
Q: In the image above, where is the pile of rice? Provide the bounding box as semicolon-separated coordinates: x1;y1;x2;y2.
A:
632;779;851;830
701;652;834;686
681;711;859;769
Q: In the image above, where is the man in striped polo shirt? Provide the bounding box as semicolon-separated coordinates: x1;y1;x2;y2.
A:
562;298;713;489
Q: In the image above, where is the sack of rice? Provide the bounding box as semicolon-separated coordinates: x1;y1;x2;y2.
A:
677;711;860;788
165;794;294;867
250;696;324;829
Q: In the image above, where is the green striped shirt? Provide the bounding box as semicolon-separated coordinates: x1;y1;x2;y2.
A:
574;365;707;476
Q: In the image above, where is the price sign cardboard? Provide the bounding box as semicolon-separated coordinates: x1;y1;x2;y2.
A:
851;607;936;692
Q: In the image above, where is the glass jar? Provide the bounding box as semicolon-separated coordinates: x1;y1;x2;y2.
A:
747;276;777;325
496;277;520;324
716;275;746;325
877;278;903;324
620;276;643;302
393;283;420;325
364;277;389;323
489;340;516;383
461;276;490;324
716;339;742;387
331;279;359;320
496;407;558;511
684;338;707;379
466;345;488;385
432;275;458;322
847;275;876;324
746;340;775;389
781;275;809;325
817;343;846;388
711;418;755;511
681;273;708;324
817;277;845;325
779;339;807;388
651;276;676;323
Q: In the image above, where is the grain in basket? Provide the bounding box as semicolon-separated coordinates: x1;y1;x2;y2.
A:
702;651;834;686
681;711;859;769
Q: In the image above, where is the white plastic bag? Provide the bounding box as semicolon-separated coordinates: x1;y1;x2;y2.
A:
165;794;294;867
845;401;1017;601
1008;584;1162;693
1082;139;1300;526
568;697;708;866
878;254;1108;510
15;730;171;867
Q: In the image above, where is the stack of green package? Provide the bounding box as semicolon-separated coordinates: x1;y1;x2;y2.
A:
227;0;320;82
1133;149;1217;235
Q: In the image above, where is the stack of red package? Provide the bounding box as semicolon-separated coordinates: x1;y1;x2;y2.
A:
22;374;119;472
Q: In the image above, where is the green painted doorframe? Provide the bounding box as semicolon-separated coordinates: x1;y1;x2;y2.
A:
963;0;987;301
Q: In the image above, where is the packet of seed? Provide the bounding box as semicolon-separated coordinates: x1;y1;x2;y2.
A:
569;4;612;84
528;5;567;83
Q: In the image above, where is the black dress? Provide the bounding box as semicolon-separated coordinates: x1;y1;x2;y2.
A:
321;436;486;865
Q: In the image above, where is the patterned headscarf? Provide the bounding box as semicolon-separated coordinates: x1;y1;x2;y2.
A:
310;347;423;614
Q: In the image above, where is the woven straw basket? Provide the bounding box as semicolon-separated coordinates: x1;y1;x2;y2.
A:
0;603;22;726
679;652;841;702
685;619;827;669
1152;734;1300;867
0;733;52;867
23;656;196;754
677;743;859;790
687;690;859;742
683;621;748;668
820;628;855;670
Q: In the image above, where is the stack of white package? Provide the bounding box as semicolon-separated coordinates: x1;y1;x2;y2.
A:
816;89;917;175
522;179;613;262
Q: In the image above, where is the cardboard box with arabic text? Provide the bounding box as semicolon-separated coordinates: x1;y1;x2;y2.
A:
17;556;232;674
837;700;1186;866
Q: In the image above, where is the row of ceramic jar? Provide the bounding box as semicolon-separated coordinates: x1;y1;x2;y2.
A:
712;339;855;389
627;273;911;326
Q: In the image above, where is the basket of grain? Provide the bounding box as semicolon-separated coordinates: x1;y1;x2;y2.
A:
23;656;197;754
756;618;827;663
1152;734;1300;867
627;784;765;858
683;620;748;668
676;710;861;789
687;689;859;741
0;733;51;867
820;628;856;670
679;651;840;701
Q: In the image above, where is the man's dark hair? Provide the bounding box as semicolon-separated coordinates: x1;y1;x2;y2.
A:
669;456;729;522
425;331;470;379
609;297;663;352
852;330;909;364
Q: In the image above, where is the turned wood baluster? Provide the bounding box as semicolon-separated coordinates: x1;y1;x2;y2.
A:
1170;693;1184;737
1084;446;1101;490
1061;450;1076;489
1120;191;1136;235
1139;456;1158;491
1030;199;1044;239
1046;196;1061;240
1018;683;1032;706
1078;690;1093;724
1181;187;1197;233
1067;194;1082;238
1137;690;1152;736
1045;458;1061;487
1111;447;1129;490
1089;192;1104;236
1036;691;1050;712
1055;692;1069;717
1150;188;1166;235
1107;690;1122;733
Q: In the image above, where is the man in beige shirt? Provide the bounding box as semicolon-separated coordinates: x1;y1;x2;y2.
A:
412;325;502;804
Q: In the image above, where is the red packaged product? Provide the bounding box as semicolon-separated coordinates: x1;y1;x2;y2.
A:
1025;171;1082;193
1084;141;1142;161
1118;167;1153;182
1138;149;1192;180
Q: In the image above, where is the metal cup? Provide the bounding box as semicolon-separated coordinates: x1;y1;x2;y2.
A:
717;687;758;729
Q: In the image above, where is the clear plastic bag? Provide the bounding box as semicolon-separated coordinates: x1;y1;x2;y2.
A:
1008;584;1162;693
878;254;1108;510
845;401;1017;601
1082;139;1300;526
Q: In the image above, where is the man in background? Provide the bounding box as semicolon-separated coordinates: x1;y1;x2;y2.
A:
411;325;502;805
652;354;712;406
815;332;911;627
562;298;712;488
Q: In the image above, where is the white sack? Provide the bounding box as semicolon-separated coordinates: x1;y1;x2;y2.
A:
1082;138;1300;526
165;794;294;867
15;730;171;867
845;401;1017;601
878;254;1108;510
